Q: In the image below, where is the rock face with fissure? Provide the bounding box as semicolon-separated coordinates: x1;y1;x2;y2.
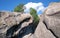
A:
0;2;60;38
44;2;60;38
0;12;33;38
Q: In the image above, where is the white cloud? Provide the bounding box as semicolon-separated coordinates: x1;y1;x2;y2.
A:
24;2;46;14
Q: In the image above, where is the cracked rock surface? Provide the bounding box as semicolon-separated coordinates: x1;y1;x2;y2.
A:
0;2;60;38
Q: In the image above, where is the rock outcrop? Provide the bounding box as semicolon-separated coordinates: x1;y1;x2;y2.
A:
34;15;55;38
44;2;60;38
0;12;33;38
0;2;60;38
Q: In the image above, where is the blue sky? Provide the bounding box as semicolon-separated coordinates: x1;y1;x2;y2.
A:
0;0;60;14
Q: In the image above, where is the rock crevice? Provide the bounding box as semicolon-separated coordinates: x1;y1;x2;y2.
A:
0;2;60;38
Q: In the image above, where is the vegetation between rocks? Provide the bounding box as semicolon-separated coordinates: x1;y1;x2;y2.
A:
30;8;40;23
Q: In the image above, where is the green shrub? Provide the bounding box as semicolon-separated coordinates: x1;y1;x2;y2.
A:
30;8;39;23
14;4;24;12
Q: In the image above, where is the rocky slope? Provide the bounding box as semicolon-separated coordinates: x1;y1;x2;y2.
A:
0;2;60;38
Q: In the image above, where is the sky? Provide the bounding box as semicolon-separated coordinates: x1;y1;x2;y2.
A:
0;0;60;14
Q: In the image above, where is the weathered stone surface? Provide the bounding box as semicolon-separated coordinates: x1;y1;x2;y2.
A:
44;2;60;38
34;15;55;38
0;12;33;38
45;2;60;16
0;2;60;38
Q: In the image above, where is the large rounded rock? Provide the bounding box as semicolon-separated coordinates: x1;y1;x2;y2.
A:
44;2;60;38
34;15;55;38
0;12;33;38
